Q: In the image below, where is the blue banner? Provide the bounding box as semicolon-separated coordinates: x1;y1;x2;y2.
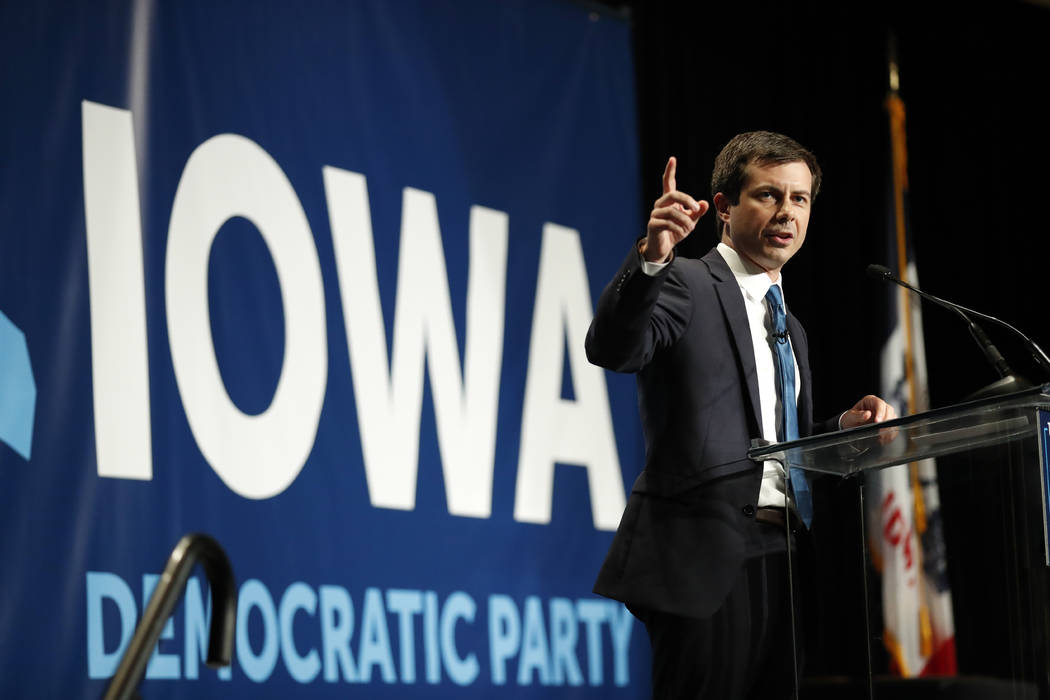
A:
0;1;646;696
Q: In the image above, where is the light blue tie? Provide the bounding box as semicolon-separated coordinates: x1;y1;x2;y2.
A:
765;285;813;528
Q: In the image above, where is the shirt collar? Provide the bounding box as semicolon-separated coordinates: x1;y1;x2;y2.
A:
716;242;784;303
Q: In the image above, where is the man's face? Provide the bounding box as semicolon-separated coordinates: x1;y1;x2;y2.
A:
716;160;813;280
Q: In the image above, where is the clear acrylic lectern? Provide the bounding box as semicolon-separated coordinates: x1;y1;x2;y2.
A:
749;385;1050;700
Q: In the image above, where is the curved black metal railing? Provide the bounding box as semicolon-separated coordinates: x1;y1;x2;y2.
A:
102;533;236;700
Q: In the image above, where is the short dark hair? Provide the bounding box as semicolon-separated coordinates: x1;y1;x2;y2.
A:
711;131;822;237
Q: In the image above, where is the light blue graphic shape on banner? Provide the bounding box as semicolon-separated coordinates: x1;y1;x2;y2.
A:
0;310;35;459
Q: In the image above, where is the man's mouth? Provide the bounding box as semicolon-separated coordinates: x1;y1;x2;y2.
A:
765;230;794;244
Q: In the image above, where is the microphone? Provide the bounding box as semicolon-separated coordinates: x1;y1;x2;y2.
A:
772;330;789;344
867;264;1011;378
867;263;1050;394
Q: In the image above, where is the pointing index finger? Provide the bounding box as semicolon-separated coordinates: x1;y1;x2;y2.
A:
662;156;677;195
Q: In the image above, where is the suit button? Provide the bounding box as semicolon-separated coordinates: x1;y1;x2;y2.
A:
742;504;755;517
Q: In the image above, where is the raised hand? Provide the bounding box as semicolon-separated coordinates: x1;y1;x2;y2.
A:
642;156;709;263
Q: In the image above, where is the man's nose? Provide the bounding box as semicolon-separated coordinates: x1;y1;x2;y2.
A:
775;201;795;222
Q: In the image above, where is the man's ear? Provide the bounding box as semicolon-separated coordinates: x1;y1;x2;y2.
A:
713;192;732;223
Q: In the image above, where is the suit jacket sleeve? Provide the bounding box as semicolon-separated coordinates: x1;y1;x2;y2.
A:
585;244;690;373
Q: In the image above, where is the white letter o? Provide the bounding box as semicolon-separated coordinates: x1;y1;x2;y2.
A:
166;134;327;498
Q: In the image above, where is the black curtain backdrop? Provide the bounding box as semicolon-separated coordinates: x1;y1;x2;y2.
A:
622;0;1050;408
594;0;1050;682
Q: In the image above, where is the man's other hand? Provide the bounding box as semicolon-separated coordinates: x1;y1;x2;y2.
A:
840;394;897;428
841;394;899;444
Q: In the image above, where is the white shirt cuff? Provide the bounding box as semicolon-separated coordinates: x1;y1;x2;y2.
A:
640;255;670;277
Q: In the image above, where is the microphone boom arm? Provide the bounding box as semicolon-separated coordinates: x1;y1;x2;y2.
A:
867;263;1050;381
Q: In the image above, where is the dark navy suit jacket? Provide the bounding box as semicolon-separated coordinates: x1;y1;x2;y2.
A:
586;245;831;618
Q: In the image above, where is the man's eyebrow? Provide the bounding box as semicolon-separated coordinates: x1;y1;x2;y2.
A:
749;182;811;196
750;182;782;191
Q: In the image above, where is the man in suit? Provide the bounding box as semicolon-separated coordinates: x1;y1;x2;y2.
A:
586;131;894;698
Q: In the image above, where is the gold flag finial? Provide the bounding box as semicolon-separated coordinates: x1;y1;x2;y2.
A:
888;31;900;93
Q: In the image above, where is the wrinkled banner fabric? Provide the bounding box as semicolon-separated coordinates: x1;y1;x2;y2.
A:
0;1;645;696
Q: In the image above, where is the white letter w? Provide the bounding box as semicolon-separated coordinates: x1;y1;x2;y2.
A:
324;167;508;517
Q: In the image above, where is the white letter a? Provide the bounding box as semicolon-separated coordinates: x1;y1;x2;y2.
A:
514;224;625;531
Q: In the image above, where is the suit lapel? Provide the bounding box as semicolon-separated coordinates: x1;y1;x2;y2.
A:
704;250;763;435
